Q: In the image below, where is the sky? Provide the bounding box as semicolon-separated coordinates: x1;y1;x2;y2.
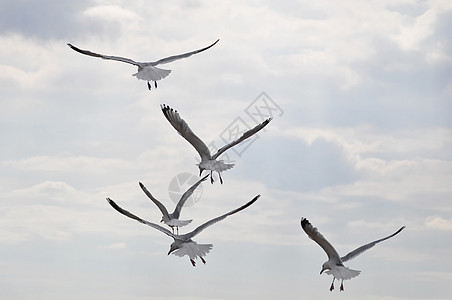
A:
1;0;451;299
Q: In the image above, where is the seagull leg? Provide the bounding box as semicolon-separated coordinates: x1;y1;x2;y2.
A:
176;227;179;235
210;171;214;184
329;278;335;291
340;280;344;291
154;81;157;89
219;172;223;184
147;81;151;90
200;256;206;264
190;259;196;267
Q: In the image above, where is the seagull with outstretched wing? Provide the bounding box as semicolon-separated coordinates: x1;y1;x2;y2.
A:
161;104;272;184
67;39;219;90
300;217;405;291
107;195;259;266
139;174;208;234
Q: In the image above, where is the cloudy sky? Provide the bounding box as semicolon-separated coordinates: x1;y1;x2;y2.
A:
1;0;451;299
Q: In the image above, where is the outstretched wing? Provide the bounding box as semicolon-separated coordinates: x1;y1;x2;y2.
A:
173;174;209;218
106;198;174;238
161;104;211;160
67;43;140;66
212;118;272;159
186;195;260;239
341;226;406;262
300;218;342;263
138;182;170;218
153;39;219;65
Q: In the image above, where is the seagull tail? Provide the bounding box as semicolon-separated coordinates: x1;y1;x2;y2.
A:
133;66;171;81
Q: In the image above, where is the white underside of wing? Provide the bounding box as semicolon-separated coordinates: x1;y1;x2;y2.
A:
133;66;172;81
171;241;213;259
326;265;361;280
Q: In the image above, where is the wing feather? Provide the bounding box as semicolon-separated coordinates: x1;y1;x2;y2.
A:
173;174;209;218
341;226;406;262
106;198;174;238
212;118;272;160
161;104;211;160
300;218;341;262
153;39;219;65
138;182;170;218
67;43;140;66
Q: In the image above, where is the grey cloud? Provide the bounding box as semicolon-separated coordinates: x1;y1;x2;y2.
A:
0;0;118;40
237;136;357;192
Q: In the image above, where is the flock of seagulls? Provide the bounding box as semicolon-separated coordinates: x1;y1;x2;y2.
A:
68;39;406;290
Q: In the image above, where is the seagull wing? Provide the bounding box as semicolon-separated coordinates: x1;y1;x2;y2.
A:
67;43;140;66
161;104;211;160
152;39;219;65
138;182;170;219
184;195;260;239
341;226;406;263
106;198;174;238
173;174;209;218
212;118;272;160
300;218;342;262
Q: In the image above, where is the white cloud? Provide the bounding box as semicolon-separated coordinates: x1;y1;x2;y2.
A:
425;216;452;231
83;4;141;22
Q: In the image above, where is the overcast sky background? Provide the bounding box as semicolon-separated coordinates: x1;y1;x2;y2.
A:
1;0;451;299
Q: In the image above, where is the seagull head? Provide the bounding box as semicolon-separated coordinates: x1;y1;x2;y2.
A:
168;242;180;255
320;262;330;274
197;165;205;176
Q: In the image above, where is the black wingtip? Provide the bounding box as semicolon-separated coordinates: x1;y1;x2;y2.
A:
396;226;406;234
106;197;118;209
300;217;310;228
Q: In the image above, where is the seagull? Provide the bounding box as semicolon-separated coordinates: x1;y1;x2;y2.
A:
67;39;219;90
106;195;260;266
139;174;208;234
300;217;405;291
161;104;272;184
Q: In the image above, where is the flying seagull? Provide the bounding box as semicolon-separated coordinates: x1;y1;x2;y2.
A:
139;174;208;234
106;195;259;266
67;39;219;90
161;104;272;184
300;217;405;291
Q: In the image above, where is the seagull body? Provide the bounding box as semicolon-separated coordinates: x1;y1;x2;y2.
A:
139;174;208;234
300;217;405;291
67;39;219;90
161;104;272;184
107;195;259;266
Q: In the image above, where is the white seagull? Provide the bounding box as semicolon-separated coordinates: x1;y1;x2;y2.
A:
67;39;219;90
161;104;272;184
300;217;405;291
106;195;259;266
139;174;208;234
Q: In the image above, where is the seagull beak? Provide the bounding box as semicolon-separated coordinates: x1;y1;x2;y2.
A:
320;268;325;274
